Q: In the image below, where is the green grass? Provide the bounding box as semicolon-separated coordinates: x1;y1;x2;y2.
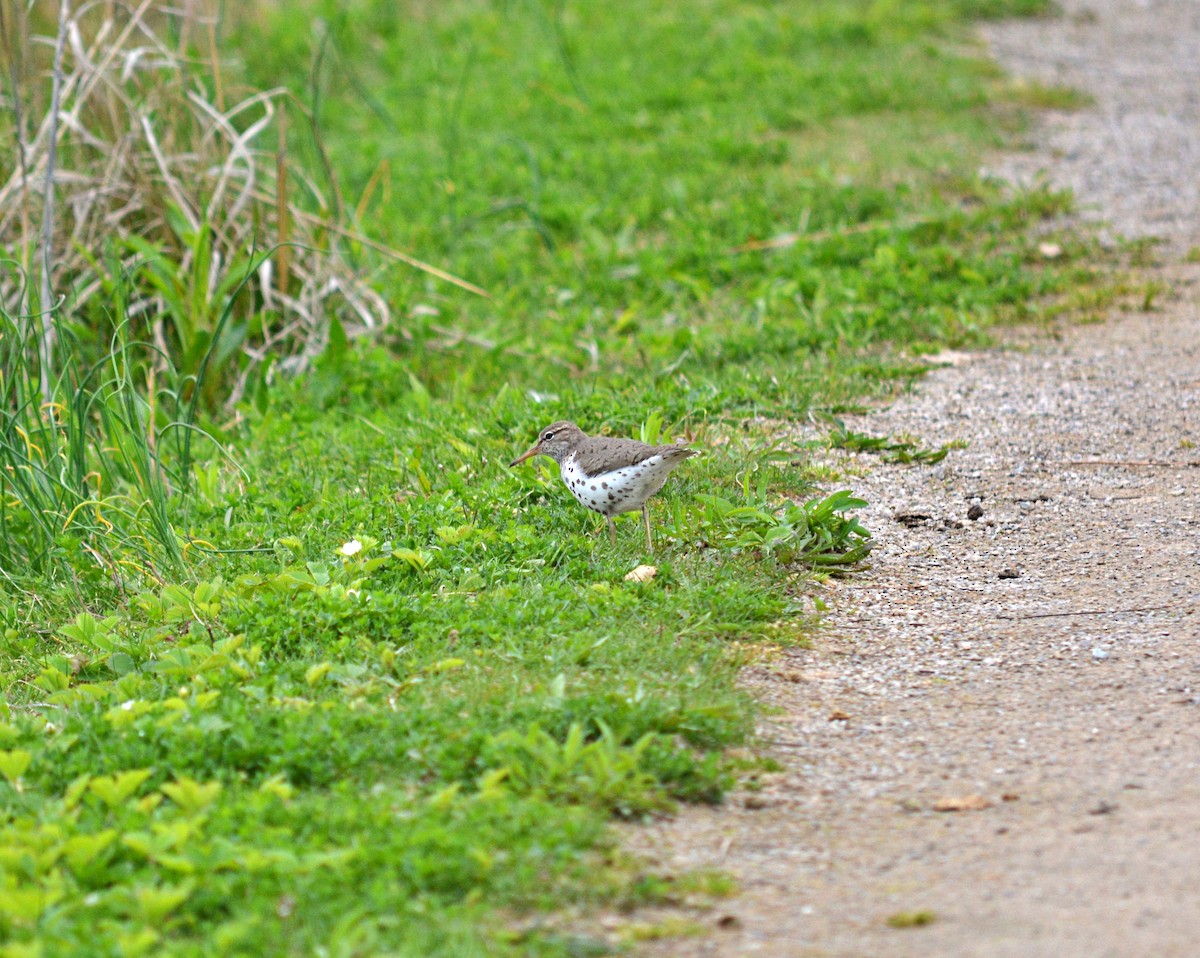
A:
0;0;1101;954
1008;78;1095;111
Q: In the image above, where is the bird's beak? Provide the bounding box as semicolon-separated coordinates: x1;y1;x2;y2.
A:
509;444;540;467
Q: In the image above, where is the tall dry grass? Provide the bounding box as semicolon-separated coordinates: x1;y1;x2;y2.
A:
0;0;484;406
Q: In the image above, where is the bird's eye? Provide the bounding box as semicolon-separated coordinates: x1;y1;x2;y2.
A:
543;431;555;442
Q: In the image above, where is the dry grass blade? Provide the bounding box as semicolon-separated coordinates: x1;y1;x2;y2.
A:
35;0;71;403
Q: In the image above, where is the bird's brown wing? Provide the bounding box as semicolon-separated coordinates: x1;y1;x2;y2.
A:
574;437;697;478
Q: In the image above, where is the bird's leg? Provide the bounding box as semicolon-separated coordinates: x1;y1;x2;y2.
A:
607;516;617;546
642;505;653;553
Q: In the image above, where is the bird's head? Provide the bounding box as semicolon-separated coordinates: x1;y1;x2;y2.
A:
509;420;584;467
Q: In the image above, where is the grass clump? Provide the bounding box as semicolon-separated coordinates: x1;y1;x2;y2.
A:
827;424;969;465
0;0;1099;954
0;305;185;582
887;909;938;928
1008;79;1095;111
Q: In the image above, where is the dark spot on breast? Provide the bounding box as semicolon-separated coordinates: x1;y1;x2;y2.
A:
601;482;608;489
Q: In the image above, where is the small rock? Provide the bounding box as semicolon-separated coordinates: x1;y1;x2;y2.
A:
716;915;742;930
998;568;1020;580
624;564;657;583
828;709;851;722
934;794;992;812
1089;800;1118;816
1092;647;1109;661
967;503;984;521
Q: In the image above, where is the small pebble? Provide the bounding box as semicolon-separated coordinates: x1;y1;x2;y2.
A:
967;503;984;521
1092;647;1109;661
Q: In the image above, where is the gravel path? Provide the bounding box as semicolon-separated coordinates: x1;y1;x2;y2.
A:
629;3;1200;955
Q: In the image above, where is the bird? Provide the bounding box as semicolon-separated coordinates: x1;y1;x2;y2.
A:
509;420;698;551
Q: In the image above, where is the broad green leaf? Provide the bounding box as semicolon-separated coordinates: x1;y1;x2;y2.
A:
0;749;32;784
134;881;194;922
62;830;118;870
161;776;222;815
89;768;153;808
305;662;333;686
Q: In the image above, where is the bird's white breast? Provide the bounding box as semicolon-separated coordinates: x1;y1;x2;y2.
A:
561;453;675;517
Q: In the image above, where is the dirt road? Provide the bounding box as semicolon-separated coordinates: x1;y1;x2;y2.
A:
632;3;1200;955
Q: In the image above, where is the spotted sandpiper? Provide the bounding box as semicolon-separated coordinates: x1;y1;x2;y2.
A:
509;420;698;551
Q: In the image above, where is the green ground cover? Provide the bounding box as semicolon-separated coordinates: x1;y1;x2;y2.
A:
0;0;1091;953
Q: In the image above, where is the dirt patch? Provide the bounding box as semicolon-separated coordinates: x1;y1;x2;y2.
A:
627;3;1200;955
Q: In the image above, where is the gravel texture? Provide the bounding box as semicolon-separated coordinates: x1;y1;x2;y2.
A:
981;0;1200;253
626;3;1200;955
